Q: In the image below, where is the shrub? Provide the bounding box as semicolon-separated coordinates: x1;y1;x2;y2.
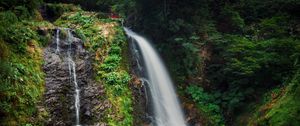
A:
186;85;225;126
258;16;290;38
219;5;245;33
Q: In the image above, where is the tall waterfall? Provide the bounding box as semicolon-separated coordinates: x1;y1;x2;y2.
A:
66;29;81;126
124;28;186;126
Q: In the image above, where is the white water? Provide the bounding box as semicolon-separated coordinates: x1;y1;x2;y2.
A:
124;28;186;126
70;59;80;126
66;29;81;126
55;29;60;53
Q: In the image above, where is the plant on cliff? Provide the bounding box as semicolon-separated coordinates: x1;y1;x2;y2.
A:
96;27;133;126
0;25;46;125
0;1;54;124
186;85;225;126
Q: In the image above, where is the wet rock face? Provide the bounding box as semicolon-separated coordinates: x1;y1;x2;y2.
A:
43;29;107;125
129;41;152;126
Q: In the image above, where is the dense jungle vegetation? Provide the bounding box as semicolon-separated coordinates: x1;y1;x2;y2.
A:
0;0;299;125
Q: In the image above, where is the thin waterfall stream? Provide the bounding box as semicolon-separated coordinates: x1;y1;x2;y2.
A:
66;29;81;126
55;29;60;53
124;28;187;126
44;27;94;125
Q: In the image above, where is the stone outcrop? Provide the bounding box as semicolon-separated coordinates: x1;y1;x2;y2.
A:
43;29;108;125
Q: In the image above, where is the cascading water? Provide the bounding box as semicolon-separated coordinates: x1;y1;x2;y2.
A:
66;29;81;126
55;29;60;53
124;28;186;126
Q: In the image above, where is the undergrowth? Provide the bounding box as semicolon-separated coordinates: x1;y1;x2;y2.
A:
0;10;49;124
96;27;133;126
248;70;300;126
186;85;225;126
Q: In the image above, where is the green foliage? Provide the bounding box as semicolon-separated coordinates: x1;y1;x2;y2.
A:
0;11;18;23
186;85;225;126
0;0;42;14
207;35;300;114
67;12;94;26
102;71;130;85
56;11;94;28
0;40;10;59
258;16;290;38
0;44;44;125
44;3;81;21
96;27;133;125
0;11;50;53
0;11;18;38
162;36;202;77
13;5;31;19
0;4;50;124
45;0;135;16
111;0;136;17
237;0;299;23
249;70;300;126
219;5;245;33
109;46;121;54
100;55;121;72
181;40;201;75
7;25;38;53
101;45;133;125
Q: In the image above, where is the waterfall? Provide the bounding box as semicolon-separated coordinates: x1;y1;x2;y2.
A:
124;28;186;126
55;29;60;53
66;29;81;126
